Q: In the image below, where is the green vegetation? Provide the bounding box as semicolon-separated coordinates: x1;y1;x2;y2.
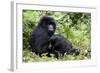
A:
23;10;91;63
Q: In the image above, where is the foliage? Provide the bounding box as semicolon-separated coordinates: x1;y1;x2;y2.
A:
23;10;91;62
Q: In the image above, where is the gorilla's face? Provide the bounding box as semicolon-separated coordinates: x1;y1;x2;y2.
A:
39;16;56;33
48;25;54;31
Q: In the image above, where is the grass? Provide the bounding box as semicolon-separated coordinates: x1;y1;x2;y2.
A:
23;49;91;63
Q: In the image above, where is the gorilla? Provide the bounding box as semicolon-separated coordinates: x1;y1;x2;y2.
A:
48;35;80;58
30;16;56;56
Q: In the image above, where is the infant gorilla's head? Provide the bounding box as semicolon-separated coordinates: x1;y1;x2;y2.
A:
38;16;56;36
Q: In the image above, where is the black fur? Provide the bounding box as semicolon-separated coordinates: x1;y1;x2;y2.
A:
30;16;56;56
49;35;80;58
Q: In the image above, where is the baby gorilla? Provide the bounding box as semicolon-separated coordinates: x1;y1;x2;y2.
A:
30;16;56;56
48;35;80;58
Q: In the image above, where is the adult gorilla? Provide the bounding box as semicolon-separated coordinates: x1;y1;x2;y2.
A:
30;16;56;56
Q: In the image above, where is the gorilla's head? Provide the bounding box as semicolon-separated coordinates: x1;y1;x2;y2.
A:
38;16;56;36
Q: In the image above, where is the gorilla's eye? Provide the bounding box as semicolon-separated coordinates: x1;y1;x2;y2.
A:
48;25;54;31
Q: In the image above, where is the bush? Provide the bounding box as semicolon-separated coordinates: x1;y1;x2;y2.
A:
23;10;91;62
